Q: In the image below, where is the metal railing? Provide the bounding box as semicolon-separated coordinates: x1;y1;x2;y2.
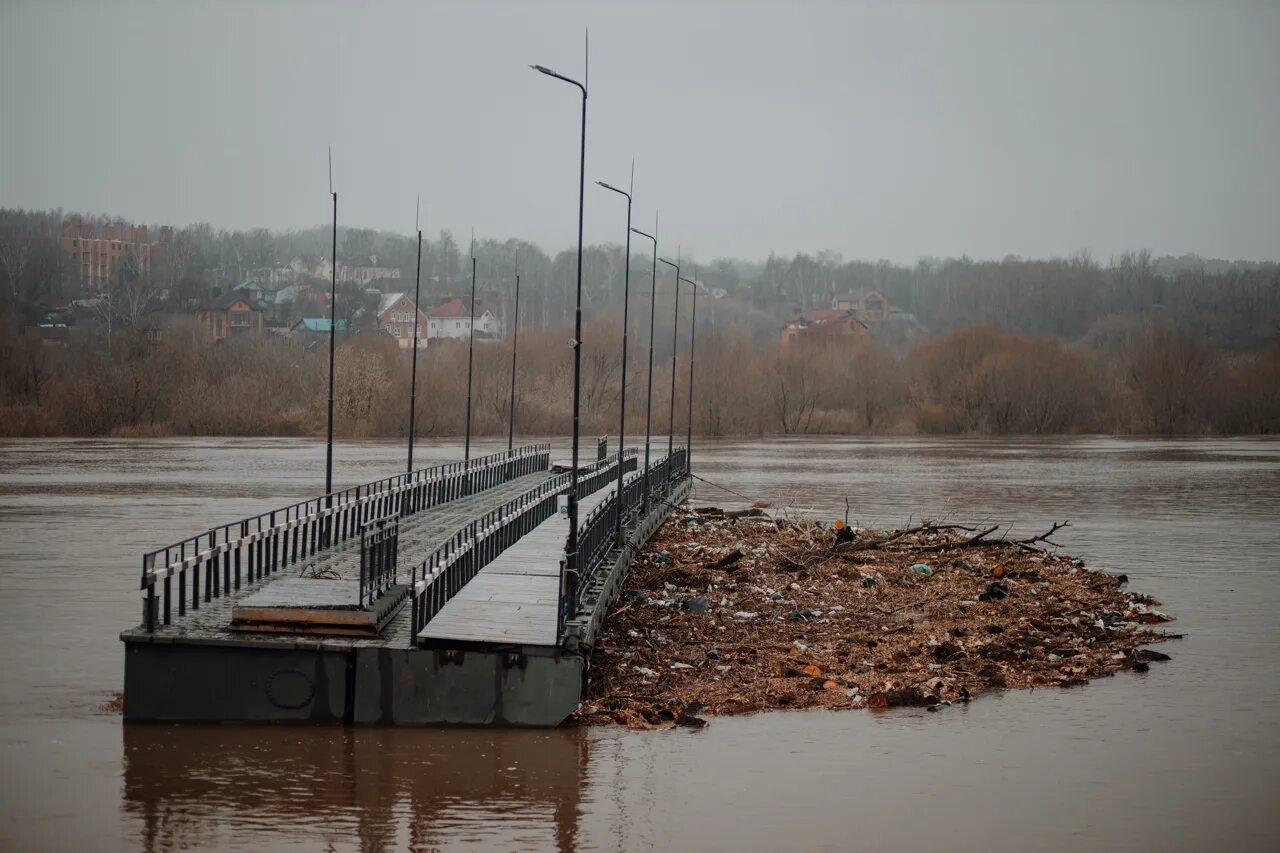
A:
359;513;400;606
138;443;552;631
409;451;635;637
564;446;688;625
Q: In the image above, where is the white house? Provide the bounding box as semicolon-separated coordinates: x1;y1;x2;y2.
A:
424;297;502;342
339;257;402;286
288;255;334;281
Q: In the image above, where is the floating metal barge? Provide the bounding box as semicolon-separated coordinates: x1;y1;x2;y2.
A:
120;441;691;726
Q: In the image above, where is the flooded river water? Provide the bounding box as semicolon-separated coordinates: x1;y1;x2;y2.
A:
0;436;1277;852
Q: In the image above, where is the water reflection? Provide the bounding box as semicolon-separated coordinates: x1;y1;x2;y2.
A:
0;436;1276;852
123;725;588;853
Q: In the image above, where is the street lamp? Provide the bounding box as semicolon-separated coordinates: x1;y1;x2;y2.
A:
596;167;633;544
407;195;423;473
324;150;338;545
657;253;681;462
679;268;699;475
630;216;657;513
507;260;520;452
464;240;477;467
531;37;588;633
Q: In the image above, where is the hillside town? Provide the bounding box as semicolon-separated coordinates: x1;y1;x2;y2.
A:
36;214;507;348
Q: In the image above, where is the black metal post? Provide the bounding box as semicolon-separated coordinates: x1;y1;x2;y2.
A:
407;222;423;473
680;268;698;474
325;186;337;544
631;218;657;513
464;253;476;465
658;254;680;461
508;264;520;452
596;168;633;544
532;35;588;640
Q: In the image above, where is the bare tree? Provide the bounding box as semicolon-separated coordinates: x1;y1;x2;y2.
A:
770;345;822;434
0;231;34;304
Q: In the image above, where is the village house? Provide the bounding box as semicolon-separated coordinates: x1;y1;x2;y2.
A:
832;287;891;323
246;266;296;288
338;257;402;286
376;292;430;348
780;308;869;348
271;283;329;324
286;317;348;346
288;255;334;281
425;297;502;342
196;290;266;341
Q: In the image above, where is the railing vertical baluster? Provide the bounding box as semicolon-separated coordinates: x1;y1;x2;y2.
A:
144;580;156;632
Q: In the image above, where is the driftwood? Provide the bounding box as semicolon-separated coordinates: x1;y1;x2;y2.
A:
1010;521;1071;552
828;520;1068;556
705;549;745;570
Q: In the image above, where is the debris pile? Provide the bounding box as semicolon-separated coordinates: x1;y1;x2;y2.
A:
573;508;1177;729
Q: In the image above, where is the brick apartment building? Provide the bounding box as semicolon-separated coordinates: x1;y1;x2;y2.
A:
61;217;158;289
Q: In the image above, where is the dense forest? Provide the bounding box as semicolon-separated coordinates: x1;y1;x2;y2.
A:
1;207;1277;438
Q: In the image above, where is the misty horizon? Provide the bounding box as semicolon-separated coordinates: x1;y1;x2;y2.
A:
2;1;1277;264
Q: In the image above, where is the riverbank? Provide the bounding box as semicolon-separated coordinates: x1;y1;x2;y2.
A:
573;508;1176;728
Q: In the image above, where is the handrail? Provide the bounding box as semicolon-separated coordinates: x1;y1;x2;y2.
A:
137;443;552;631
359;512;400;607
563;446;688;625
409;453;635;636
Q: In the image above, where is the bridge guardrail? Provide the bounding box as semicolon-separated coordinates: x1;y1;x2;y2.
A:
138;443;551;631
359;513;400;607
409;450;637;637
563;447;688;627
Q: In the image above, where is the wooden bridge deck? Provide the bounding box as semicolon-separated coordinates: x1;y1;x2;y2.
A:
417;483;618;647
122;471;554;649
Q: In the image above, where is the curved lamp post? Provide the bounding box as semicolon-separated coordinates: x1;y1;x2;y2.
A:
531;39;588;634
657;253;681;462
629;217;657;513
596;168;633;544
679;268;698;475
507;260;520;452
464;240;476;467
407;196;423;472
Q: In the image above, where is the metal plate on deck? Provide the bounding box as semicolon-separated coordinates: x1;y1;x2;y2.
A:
231;581;409;637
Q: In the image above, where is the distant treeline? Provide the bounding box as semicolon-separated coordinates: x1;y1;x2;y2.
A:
2;311;1276;438
2;207;1278;353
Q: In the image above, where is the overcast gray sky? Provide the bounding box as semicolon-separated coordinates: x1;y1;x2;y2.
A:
2;0;1277;263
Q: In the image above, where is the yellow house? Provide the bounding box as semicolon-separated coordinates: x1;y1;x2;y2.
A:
832;287;890;323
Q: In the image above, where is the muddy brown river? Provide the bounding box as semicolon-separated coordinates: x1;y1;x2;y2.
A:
0;436;1277;851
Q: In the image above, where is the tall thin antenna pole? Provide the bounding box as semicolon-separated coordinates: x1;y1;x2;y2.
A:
407;194;423;473
325;149;338;512
508;258;520;452
464;245;477;467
